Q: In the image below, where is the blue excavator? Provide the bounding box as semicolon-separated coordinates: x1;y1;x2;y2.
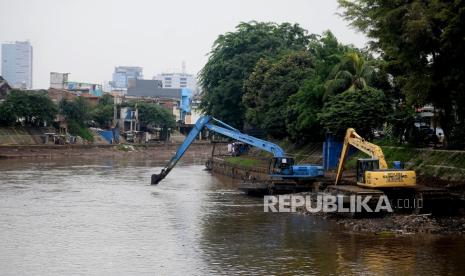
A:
151;115;323;185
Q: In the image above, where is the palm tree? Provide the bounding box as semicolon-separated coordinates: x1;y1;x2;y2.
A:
324;52;375;99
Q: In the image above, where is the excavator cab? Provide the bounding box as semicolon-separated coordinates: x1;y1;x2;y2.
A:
269;157;295;176
356;158;380;183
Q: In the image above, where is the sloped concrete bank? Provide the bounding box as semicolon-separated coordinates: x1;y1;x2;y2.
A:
0;142;215;163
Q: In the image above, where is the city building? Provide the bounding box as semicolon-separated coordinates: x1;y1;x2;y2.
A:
126;79;192;123
46;88;77;104
65;81;103;97
1;41;33;89
153;72;197;92
49;72;103;97
112;66;143;90
50;72;69;89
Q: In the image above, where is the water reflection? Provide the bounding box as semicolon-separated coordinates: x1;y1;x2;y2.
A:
0;160;464;275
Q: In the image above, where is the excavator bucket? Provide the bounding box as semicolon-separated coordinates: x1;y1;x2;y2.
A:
151;168;169;185
151;174;162;185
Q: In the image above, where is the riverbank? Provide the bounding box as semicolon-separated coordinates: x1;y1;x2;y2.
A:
208;154;465;235
0;142;216;163
334;214;465;235
290;190;465;235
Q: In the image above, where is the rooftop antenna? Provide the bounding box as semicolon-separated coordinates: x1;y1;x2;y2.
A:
182;61;186;74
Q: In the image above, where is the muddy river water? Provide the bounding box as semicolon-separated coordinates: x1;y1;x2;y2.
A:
1;159;465;275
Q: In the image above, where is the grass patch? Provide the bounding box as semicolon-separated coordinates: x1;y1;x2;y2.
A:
116;144;130;152
224;156;264;168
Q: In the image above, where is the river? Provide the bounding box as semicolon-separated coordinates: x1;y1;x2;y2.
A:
1;159;464;275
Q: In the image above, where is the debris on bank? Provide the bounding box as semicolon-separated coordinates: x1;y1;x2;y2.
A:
293;193;465;235
333;214;465;235
207;154;465;235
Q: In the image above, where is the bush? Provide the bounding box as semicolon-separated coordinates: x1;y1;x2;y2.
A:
68;120;94;142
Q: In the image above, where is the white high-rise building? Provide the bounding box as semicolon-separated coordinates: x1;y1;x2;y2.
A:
153;72;197;92
1;41;33;89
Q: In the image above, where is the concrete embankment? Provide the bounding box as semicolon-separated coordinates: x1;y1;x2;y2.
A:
208;156;270;181
0;142;216;163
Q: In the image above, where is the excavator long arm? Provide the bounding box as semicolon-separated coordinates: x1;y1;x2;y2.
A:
151;115;286;184
335;128;388;185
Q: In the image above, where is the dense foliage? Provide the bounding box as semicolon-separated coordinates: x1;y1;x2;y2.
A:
338;0;465;147
243;51;315;138
136;103;176;130
200;14;464;148
92;94;114;127
318;88;390;138
59;97;91;127
199;21;312;128
0;90;57;126
0;90;176;142
199;22;393;142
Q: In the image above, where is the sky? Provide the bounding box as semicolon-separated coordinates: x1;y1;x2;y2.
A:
0;0;367;89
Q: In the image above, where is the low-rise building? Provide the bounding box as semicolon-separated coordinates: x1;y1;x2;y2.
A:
50;72;69;89
49;72;103;97
65;81;103;97
46;88;77;104
126;79;192;123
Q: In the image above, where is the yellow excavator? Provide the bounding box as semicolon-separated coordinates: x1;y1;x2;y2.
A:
335;128;416;188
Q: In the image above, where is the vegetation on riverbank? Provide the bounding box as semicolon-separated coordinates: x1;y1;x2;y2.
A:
199;1;465;149
220;139;465;183
223;156;264;169
0;91;176;143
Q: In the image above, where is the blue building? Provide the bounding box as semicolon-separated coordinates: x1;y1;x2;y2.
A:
112;66;143;89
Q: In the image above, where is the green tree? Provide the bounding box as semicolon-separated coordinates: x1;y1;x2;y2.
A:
0;104;15;125
324;51;376;99
199;21;312;128
286;31;353;142
91;94;115;127
308;31;351;80
286;77;325;142
59;97;93;140
243;51;315;138
0;90;57;126
338;0;465;147
59;97;91;126
137;103;176;129
92;105;114;127
98;94;114;106
318;87;390;138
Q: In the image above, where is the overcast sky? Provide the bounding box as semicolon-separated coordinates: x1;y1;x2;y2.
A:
0;0;367;89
